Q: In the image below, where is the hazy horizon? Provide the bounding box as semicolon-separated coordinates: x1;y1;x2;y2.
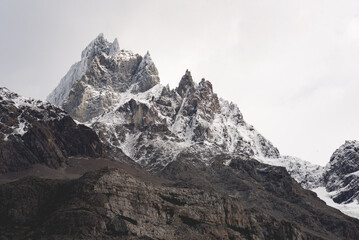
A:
1;0;359;166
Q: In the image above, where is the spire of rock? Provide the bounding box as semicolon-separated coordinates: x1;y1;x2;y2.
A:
176;70;195;98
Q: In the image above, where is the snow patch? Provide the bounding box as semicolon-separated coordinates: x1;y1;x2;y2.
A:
258;155;325;189
312;187;359;219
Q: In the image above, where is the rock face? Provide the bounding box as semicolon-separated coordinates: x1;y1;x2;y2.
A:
324;140;359;204
1;160;359;240
0;87;105;173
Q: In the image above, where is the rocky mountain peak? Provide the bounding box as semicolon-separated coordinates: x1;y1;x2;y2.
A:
48;34;160;122
328;140;359;176
324;140;359;204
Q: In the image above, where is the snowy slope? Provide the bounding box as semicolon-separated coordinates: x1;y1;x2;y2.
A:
87;70;280;170
312;187;359;219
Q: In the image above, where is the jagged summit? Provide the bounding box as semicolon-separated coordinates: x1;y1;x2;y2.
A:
47;33;160;121
47;33;159;109
176;70;196;97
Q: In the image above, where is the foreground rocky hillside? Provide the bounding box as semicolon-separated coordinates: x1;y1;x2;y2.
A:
1;156;359;239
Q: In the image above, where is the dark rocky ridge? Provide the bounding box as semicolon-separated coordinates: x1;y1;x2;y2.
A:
0;87;106;173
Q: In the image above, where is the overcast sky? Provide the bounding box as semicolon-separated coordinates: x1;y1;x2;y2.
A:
1;0;359;166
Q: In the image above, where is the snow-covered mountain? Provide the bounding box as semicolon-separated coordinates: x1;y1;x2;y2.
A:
48;33;159;122
48;34;359;218
48;34;280;171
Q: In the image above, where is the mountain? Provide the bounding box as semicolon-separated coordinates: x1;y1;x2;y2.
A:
47;34;359;219
1;33;357;239
48;35;280;171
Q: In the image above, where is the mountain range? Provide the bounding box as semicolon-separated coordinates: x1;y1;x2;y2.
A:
1;33;359;239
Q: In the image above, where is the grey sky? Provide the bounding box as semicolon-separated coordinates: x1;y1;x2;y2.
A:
1;0;359;165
